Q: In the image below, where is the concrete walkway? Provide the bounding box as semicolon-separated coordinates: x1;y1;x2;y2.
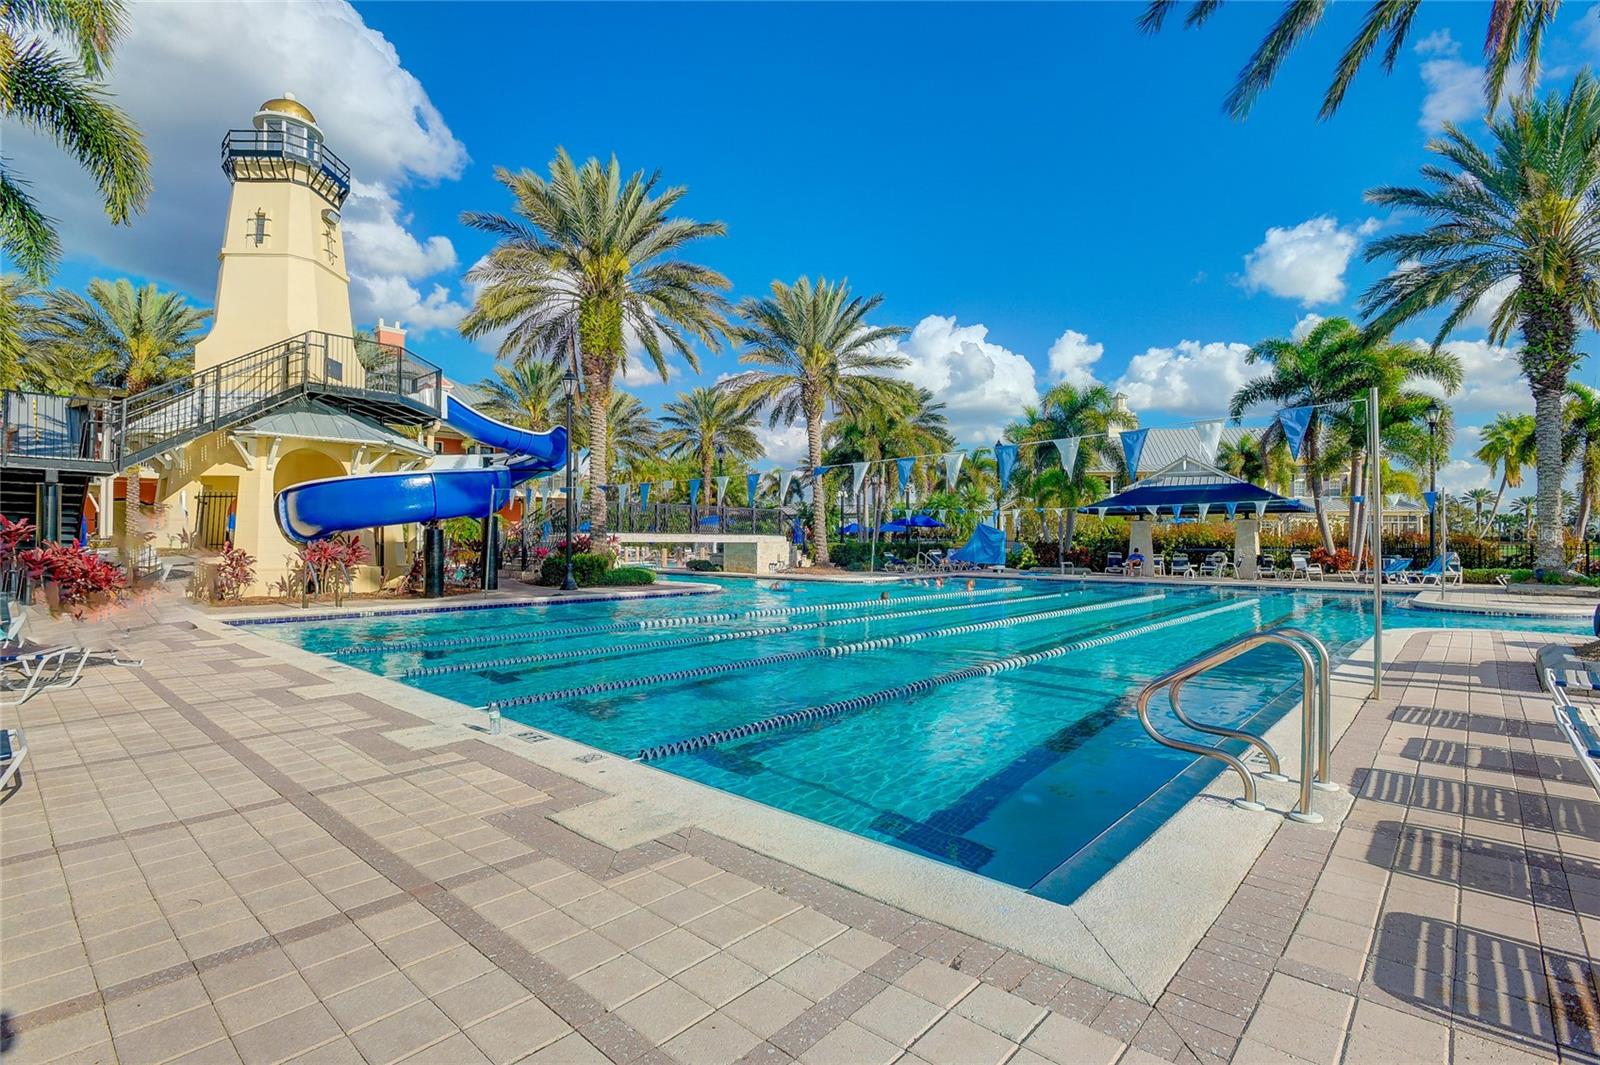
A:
2;605;1596;1063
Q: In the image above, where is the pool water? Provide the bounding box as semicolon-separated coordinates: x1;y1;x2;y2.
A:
241;576;1586;903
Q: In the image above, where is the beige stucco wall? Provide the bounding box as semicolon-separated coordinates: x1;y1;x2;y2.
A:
194;171;354;376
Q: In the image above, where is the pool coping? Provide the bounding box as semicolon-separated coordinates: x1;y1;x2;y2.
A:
194;599;1581;1005
210;581;723;624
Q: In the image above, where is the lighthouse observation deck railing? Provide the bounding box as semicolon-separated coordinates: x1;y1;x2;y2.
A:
0;392;118;471
118;331;442;468
221;129;351;207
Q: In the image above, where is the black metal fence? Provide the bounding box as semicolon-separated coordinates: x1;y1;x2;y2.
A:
193;490;236;549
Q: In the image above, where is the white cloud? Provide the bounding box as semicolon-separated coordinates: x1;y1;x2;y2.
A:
1045;329;1103;386
754;423;810;467
1438;458;1490;495
7;0;468;332
1414;29;1458;58
1291;313;1325;341
1112;339;1257;414
620;357;678;388
348;276;467;334
1413;337;1528;413
1461;276;1516;331
1241;217;1366;306
1414;29;1509;133
877;315;1039;445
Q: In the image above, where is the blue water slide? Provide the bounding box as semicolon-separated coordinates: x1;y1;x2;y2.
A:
274;392;567;543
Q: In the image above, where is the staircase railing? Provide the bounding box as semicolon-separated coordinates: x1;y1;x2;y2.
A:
118;330;442;468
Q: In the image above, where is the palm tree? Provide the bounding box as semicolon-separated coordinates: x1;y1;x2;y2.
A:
1005;382;1134;548
579;391;660;484
823;387;953;515
1;0;151;283
1512;494;1538;539
38;279;209;394
459;150;730;533
1138;2;1551;120
1229;317;1461;552
1474;412;1537;534
475;358;564;431
721;277;909;564
659;387;763;492
1566;383;1600;536
1463;487;1497;533
1362;75;1600;570
0;275;45;391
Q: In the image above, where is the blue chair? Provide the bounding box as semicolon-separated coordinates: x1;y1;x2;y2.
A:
1416;553;1462;586
1378;557;1413;584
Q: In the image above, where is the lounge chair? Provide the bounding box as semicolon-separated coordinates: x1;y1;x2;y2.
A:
1290;553;1324;580
1104;551;1126;575
0;722;26;791
1198;552;1231;578
1375;557;1413;584
1415;553;1462;586
1169;553;1193;578
0;605;143;707
1549;673;1600;795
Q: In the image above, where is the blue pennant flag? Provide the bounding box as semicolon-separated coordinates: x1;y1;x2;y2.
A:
688;478;701;507
1224;502;1238;520
895;457;915;493
1119;428;1149;479
746;473;759;503
1423;490;1438;512
1351;495;1364;504
994;443;1019;489
813;466;826;478
1277;405;1315;460
638;483;650;510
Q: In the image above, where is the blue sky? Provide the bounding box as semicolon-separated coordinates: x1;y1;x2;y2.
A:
26;1;1600;490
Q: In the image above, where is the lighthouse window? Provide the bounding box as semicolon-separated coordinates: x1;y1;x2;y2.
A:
251;210;268;246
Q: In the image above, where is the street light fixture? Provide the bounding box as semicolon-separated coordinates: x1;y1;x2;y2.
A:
561;368;578;591
1425;399;1441;562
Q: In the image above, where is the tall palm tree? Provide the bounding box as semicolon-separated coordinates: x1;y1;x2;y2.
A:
1006;382;1134;547
1362;74;1600;570
578;391;659;484
721;277;909;564
459;150;730;533
659;386;763;492
1138;2;1552;120
0;274;44;390
475;358;564;431
1229;317;1461;552
1566;383;1600;535
1475;412;1537;534
39;279;209;394
1463;487;1497;533
1;0;151;283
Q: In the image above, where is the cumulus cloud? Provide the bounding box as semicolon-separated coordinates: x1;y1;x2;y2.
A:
6;0;468;332
877;316;1039;445
1411;337;1528;413
1112;340;1257;414
1438;458;1490;495
1045;329;1104;387
1241;217;1368;306
1414;29;1510;133
754;423;810;467
1291;313;1325;341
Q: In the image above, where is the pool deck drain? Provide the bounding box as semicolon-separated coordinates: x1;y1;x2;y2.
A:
1;593;1593;1064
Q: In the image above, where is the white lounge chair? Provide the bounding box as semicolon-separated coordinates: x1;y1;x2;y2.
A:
1550;673;1600;795
1290;553;1324;580
1104;551;1126;575
0;722;27;792
1169;553;1193;578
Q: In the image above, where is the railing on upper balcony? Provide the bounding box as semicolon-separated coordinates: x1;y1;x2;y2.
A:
118;331;442;466
221;128;351;207
0;391;117;467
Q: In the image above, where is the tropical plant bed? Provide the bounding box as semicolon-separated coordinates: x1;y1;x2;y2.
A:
1506;582;1600;598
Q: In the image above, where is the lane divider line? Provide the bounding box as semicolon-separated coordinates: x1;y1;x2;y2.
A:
487;593;1168;711
328;583;1025;658
634;597;1260;761
403;589;1084;678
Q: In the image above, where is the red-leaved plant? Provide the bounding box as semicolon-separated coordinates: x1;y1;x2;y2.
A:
214;543;256;601
17;541;127;617
297;534;370;605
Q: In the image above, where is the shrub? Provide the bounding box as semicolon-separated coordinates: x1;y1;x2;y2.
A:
1309;547;1355;574
18;541;126;613
214;543;256;600
1006;543;1037;569
685;559;721;572
597;567;656;586
537;551;613;586
298;534;368;604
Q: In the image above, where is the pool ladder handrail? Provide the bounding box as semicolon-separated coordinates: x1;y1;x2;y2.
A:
1134;626;1338;823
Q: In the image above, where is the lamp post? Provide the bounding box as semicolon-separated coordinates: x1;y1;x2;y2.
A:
561;368;578;591
1425;399;1441;562
715;443;725;527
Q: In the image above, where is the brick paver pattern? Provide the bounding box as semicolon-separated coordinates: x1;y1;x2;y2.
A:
1;606;1595;1065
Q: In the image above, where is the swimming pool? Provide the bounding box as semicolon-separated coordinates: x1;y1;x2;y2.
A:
241;576;1586;903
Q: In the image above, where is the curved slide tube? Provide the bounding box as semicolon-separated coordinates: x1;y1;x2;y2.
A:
275;391;567;543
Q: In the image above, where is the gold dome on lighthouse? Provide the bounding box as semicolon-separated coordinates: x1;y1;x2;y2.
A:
254;91;318;128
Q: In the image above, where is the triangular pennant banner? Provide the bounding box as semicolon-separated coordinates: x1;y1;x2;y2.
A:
1052;437;1080;474
619;483;630;509
994;443;1019;489
895;457;915;494
746;473;758;503
1120;428;1150;479
715;476;729;505
659;479;673;501
1277;405;1315;460
1194;419;1225;461
778;468;795;503
638;483;650;510
1254;500;1268;518
688;478;702;507
1225;502;1238;519
1144;505;1159;519
850;461;869;498
1422;490;1438;512
943;452;965;491
1197;502;1210;521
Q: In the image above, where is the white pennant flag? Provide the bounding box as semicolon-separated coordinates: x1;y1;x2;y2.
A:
778;468;795;503
659;479;674;501
943;451;965;491
850;461;870;497
1194;419;1225;462
619;483;630;509
1145;506;1160;519
1254;500;1268;518
1052;437;1080;474
1196;502;1210;521
714;476;729;505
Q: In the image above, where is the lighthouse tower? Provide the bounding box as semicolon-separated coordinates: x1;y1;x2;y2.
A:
194;92;355;375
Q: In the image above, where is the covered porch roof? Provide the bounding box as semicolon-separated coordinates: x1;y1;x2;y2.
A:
1080;456;1311;519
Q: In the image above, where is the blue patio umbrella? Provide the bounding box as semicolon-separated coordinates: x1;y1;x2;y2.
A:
904;514;944;529
879;520;909;534
578;520;592;533
699;514;722;526
839;521;862;535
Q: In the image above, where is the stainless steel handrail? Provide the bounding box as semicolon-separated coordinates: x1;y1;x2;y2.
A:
1134;626;1333;822
1275;626;1337;792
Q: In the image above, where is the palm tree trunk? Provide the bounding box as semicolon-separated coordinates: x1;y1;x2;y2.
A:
1489;472;1508;530
1574;450;1595;539
1533;380;1567;571
583;367;610;536
807;408;828;565
1306;433;1335;553
1348;453;1365;558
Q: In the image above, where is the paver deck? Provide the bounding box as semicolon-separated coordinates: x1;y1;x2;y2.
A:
2;600;1596;1064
